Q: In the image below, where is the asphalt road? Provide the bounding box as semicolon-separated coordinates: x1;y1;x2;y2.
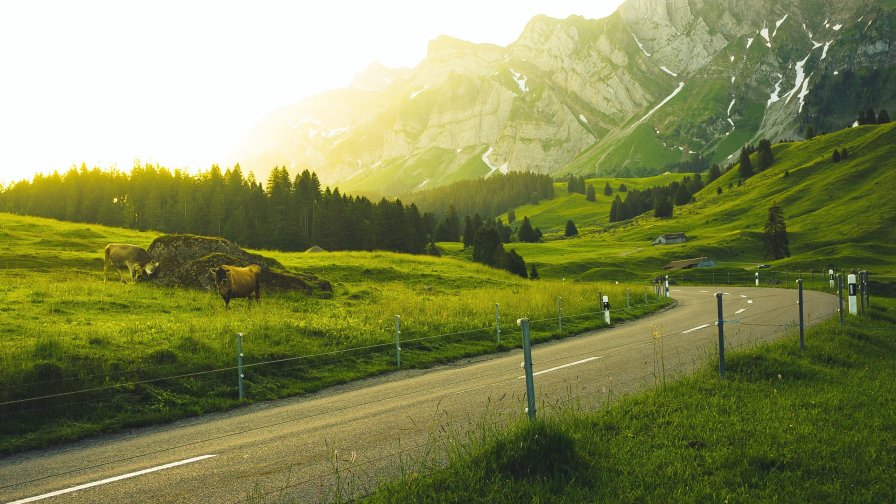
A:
1;286;839;503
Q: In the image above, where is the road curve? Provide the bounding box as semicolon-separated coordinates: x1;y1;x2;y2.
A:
0;287;839;503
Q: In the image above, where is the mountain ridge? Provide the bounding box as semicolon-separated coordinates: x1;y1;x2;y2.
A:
228;0;894;196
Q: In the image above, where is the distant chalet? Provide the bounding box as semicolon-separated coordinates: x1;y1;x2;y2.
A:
652;232;688;245
664;257;716;270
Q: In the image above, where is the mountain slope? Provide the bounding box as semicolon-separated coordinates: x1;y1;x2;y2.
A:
228;0;894;196
491;123;896;279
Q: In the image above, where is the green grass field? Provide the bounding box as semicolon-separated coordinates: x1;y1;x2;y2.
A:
499;123;896;281
363;297;896;502
0;213;668;453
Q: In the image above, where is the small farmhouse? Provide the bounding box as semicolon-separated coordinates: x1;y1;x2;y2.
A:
663;257;716;270
652;232;688;245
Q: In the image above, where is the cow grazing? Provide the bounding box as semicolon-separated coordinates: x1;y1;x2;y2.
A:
104;243;159;283
211;264;262;307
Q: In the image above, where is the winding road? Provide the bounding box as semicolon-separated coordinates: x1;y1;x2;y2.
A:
0;287;839;503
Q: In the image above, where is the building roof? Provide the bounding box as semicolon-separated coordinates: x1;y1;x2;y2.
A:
660;232;687;239
305;245;328;253
664;257;711;270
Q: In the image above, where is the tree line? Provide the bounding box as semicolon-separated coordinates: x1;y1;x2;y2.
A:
405;171;555;221
0;163;445;254
608;174;705;222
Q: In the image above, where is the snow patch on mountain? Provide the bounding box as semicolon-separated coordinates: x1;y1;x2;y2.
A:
410;85;430;100
784;54;811;105
482;147;509;177
773;14;789;37
821;41;832;60
660;66;678;77
630;82;686;129
510;69;529;93
632;32;651;56
767;76;784;107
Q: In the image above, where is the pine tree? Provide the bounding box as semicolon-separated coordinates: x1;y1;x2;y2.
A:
618;183;628;192
585;184;596;202
708;163;722;183
505;249;528;278
878;109;891;124
674;183;692;206
603;181;613;196
507;208;516;224
763;202;790;259
564;219;578;237
462;215;475;248
832;149;841;163
738;147;754;179
529;264;540;280
609;195;622;222
517;216;537;243
653;194;673;218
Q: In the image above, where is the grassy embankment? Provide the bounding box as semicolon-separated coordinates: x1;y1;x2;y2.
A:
364;297;896;502
0;213;668;454
498;123;896;282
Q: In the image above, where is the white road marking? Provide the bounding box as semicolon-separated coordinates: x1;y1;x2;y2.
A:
748;300;753;304
10;455;217;504
682;323;711;334
518;356;602;379
699;290;709;293
740;295;748;298
735;308;747;314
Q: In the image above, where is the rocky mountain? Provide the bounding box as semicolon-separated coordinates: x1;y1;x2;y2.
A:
228;0;895;196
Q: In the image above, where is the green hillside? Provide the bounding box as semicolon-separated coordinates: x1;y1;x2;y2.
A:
494;123;896;280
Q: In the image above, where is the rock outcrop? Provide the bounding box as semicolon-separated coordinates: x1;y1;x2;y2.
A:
146;235;332;295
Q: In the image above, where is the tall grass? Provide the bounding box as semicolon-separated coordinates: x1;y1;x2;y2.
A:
0;214;670;453
363;298;896;502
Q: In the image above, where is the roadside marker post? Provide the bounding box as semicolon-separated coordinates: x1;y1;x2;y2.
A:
859;272;865;316
848;274;858;315
829;269;835;289
395;315;401;367
603;296;611;325
715;293;725;378
797;279;805;351
518;318;536;420
237;333;245;400
755;272;759;286
838;274;844;326
626;288;630;309
664;275;670;298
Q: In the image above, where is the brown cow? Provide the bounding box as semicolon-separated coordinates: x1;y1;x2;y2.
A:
211;264;262;307
104;243;159;283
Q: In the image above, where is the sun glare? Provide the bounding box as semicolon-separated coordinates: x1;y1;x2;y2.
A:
0;0;623;186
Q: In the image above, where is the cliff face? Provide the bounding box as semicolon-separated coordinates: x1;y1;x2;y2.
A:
229;0;895;195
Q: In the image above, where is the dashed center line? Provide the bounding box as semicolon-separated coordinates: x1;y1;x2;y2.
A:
10;455;218;504
735;308;747;314
518;356;602;379
682;323;711;334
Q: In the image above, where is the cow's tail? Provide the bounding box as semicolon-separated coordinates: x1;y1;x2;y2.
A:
103;245;111;282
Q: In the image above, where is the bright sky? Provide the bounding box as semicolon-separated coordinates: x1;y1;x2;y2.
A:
0;0;625;186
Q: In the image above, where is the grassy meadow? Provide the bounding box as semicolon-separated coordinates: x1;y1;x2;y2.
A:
0;212;669;453
501;123;896;281
363;297;896;502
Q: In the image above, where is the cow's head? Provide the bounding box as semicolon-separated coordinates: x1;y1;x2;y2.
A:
210;267;230;288
143;260;159;277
